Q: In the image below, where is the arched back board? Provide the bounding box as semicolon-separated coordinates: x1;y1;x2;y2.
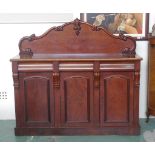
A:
19;18;136;57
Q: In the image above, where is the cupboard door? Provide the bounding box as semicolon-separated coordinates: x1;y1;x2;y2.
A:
19;72;53;127
100;72;134;126
60;72;94;127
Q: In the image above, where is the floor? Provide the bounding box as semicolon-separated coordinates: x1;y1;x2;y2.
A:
0;119;155;142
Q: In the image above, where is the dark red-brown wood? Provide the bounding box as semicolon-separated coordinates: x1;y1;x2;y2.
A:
60;72;94;127
11;18;142;135
19;18;136;57
147;36;155;122
100;72;134;127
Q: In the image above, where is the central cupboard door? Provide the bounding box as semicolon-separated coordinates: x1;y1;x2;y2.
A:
100;72;134;126
60;72;94;127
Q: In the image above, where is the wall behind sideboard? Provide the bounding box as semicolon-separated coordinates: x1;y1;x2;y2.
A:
0;13;155;119
0;13;73;119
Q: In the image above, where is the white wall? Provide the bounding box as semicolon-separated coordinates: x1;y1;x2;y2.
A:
0;13;155;119
0;14;73;119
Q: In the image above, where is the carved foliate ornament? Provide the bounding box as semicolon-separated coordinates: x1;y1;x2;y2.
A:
73;18;81;36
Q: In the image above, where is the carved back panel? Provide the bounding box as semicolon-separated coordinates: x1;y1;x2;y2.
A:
19;18;136;57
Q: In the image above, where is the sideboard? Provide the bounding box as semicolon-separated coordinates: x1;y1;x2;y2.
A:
11;18;142;135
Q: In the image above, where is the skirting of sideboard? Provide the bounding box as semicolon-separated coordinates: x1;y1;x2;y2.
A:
15;126;140;136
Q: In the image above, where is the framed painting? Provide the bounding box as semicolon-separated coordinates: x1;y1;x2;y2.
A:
80;13;149;40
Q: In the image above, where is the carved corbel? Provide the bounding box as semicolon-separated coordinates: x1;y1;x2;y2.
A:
94;72;100;88
53;72;60;88
13;73;20;88
134;71;140;86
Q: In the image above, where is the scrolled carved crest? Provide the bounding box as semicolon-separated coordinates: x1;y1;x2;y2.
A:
18;18;136;58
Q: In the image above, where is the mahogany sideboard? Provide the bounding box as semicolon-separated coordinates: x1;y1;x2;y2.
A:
11;19;142;135
147;36;155;122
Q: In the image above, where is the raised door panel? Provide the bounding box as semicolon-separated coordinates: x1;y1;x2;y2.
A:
60;72;94;127
100;72;134;126
19;73;53;127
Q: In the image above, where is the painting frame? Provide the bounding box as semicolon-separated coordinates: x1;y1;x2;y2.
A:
80;13;149;40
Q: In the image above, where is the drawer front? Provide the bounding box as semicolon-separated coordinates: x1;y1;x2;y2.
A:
18;63;53;72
